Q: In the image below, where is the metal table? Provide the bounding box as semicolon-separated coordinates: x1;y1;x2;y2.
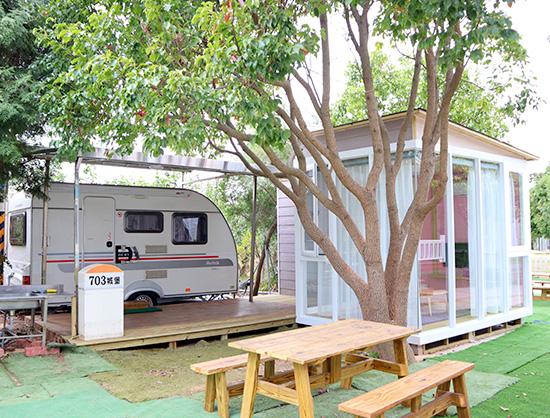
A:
0;285;70;348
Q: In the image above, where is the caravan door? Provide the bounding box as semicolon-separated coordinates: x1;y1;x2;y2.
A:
83;197;115;265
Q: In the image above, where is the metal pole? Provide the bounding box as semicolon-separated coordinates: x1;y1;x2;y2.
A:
71;157;82;337
249;176;257;302
41;160;50;285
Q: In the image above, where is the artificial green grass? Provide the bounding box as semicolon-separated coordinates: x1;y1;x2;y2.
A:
469;353;550;418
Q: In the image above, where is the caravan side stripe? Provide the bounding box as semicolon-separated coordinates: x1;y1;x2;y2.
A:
46;255;220;263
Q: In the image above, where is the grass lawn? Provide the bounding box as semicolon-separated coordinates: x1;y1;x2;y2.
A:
87;300;550;417
2;304;548;417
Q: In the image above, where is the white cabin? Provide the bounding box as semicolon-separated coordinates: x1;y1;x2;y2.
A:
277;110;536;351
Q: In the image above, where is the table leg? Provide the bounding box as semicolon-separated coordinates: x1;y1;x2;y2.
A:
240;353;261;418
393;338;409;377
327;355;341;384
394;337;411;407
294;363;314;418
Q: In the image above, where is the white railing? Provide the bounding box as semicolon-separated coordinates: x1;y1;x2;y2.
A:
418;235;446;263
532;252;550;274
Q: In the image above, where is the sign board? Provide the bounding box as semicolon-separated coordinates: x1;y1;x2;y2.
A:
78;264;123;290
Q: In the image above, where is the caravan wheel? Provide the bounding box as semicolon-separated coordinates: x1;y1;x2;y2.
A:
130;292;157;307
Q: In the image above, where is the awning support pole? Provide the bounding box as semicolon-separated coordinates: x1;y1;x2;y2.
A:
71;157;82;338
41;160;50;285
249;176;257;302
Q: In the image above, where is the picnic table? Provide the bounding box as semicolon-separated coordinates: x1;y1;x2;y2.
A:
228;319;419;418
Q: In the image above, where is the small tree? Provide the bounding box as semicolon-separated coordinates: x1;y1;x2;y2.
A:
331;49;535;138
204;175;278;294
531;164;550;242
39;0;535;359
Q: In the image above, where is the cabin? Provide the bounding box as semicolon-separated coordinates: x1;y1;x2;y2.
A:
277;109;536;353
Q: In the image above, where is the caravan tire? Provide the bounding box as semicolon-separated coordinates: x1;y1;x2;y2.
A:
130;292;158;307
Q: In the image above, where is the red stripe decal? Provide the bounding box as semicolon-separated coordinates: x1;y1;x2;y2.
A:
46;255;220;263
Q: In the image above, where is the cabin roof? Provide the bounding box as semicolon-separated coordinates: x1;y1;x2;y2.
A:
313;109;538;161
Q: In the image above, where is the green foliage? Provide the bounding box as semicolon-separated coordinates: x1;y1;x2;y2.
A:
203;175;277;282
36;0;320;158
0;138;50;201
530;165;550;239
0;0;51;200
331;49;538;139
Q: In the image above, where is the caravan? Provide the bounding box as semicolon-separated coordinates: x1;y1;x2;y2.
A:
3;183;239;305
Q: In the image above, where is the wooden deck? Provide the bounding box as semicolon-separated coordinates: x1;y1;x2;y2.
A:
44;294;296;350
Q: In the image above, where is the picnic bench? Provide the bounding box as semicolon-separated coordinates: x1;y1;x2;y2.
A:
191;353;276;418
229;319;419;418
338;360;474;418
533;279;550;301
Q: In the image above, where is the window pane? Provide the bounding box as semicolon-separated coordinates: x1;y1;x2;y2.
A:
510;257;525;308
419;159;449;328
509;172;524;246
304;260;332;318
172;213;207;244
453;158;477;323
304;169;315;252
482;163;505;315
124;211;163;233
9;213;27;246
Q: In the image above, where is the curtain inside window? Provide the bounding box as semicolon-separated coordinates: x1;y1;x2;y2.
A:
482;162;504;314
335;159;368;319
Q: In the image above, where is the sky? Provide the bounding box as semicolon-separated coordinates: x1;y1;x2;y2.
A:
498;0;550;173
300;0;550;175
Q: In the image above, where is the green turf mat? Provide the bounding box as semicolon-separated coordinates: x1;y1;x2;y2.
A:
0;346;117;388
527;300;550;323
0;387;224;418
124;307;162;314
470;353;550;418
436;323;550;374
0;378;102;407
129;396;211;417
0;388;131;418
189;390;290;415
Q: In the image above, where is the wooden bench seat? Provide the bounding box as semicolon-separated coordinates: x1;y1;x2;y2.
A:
533;280;550;301
191;353;275;418
338;360;474;418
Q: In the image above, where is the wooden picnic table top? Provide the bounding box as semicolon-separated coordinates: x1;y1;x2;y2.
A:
228;319;419;365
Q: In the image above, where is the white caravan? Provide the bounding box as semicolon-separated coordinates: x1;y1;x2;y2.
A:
3;183;239;305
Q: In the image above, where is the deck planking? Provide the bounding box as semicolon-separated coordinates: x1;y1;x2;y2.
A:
44;294;296;350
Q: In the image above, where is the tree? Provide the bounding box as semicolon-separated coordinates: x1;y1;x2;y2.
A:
531;165;550;241
331;49;538;138
0;0;50;201
203;175;278;294
38;0;533;359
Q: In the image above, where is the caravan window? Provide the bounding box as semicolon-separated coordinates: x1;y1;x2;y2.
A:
124;211;164;233
9;213;27;246
172;213;207;245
